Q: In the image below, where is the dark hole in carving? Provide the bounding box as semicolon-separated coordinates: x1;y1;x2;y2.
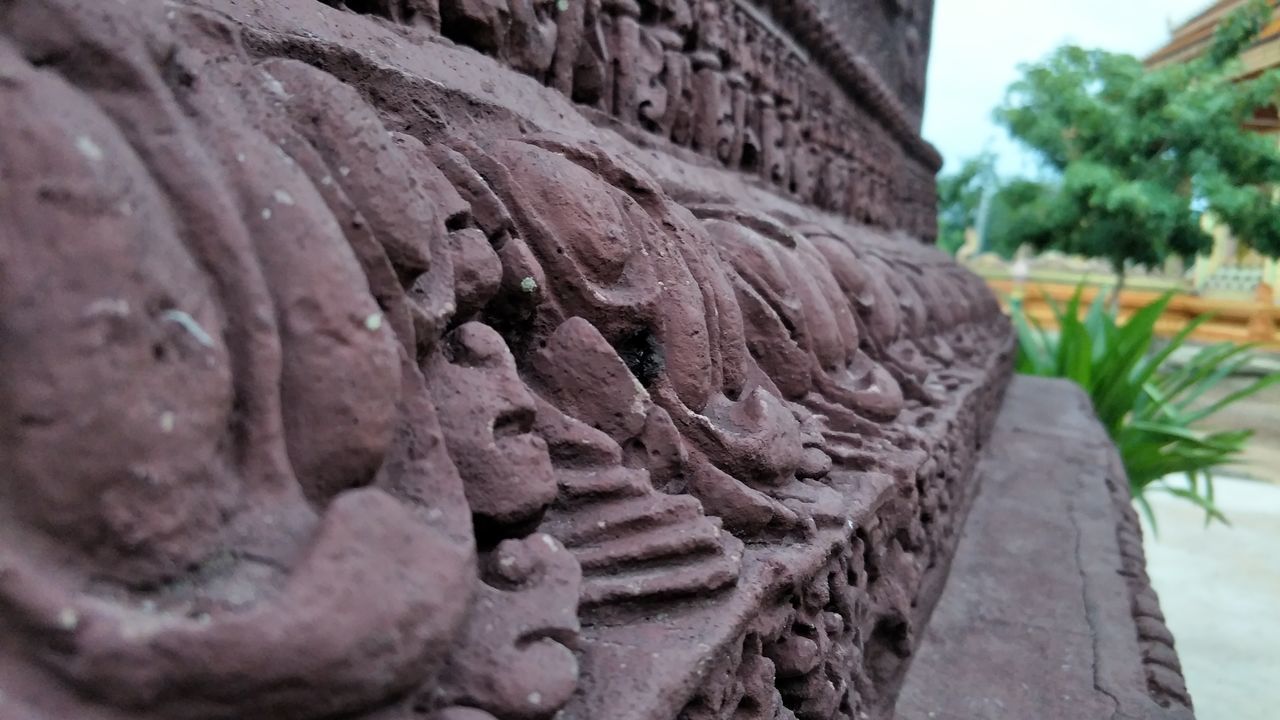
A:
343;0;393;19
472;508;545;553
161;50;196;90
865;616;911;686
615;329;664;388
444;211;469;232
734;695;761;717
792;621;818;640
638;102;660;134
439;3;503;54
610;58;623;116
740;143;759;173
493;406;535;438
862;542;880;586
29;50;69;68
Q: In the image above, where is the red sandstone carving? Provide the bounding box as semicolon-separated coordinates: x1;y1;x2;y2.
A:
0;1;1044;719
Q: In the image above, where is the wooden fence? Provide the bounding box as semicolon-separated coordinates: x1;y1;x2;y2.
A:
984;278;1280;350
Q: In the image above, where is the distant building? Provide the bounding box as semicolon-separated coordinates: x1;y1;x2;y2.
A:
1146;0;1280;299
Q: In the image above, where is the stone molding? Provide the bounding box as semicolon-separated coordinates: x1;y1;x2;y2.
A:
321;0;943;239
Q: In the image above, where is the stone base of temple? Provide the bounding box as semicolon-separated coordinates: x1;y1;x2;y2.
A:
898;376;1195;720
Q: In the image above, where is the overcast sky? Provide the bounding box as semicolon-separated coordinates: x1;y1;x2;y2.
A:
922;0;1214;175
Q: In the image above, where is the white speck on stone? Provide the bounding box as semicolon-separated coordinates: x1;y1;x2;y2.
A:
364;312;383;331
236;152;246;163
540;534;558;551
427;508;443;521
75;135;103;162
499;556;516;568
527;692;542;707
263;75;287;98
167;9;176;20
141;599;157;613
161;309;216;348
339;166;351;177
596;521;606;529
261;207;272;220
272;189;295;206
320;175;333;186
58;607;79;630
160;411;175;434
195;612;212;625
520;276;538;293
86;297;130;318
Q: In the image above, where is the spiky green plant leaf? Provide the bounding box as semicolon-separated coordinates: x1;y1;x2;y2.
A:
1010;284;1279;526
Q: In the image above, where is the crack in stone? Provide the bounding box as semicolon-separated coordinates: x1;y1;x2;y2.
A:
1069;471;1124;720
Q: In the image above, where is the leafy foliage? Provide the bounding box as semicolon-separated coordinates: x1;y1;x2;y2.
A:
1013;286;1280;528
992;0;1280;275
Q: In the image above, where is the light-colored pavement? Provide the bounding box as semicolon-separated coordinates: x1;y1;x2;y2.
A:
1140;478;1280;720
1137;356;1278;719
1193;375;1280;485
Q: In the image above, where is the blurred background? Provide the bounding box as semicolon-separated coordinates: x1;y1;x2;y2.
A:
923;2;1280;718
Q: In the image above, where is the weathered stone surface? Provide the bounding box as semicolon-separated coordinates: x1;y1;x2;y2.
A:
0;1;1170;720
896;377;1195;720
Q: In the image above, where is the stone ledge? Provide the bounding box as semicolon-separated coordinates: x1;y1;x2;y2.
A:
896;376;1195;720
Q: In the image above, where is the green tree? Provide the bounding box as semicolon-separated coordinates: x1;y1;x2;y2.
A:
993;0;1280;297
936;153;994;255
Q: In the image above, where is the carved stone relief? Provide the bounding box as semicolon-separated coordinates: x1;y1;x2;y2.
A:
0;1;1014;720
323;0;942;240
